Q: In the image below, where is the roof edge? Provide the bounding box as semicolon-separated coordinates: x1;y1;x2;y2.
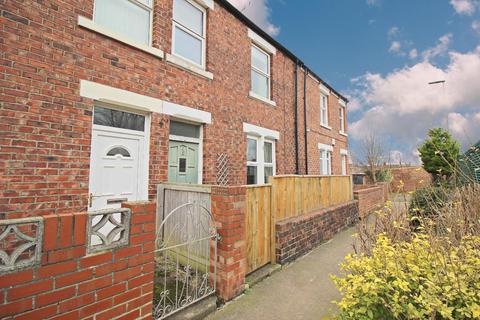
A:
215;0;348;102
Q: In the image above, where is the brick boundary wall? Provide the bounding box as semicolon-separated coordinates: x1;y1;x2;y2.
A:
353;183;388;218
211;186;246;302
0;202;155;320
390;167;432;193
275;201;359;265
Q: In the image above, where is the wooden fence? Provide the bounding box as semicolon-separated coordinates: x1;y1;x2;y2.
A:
156;183;212;268
156;177;353;275
245;185;272;273
245;175;353;274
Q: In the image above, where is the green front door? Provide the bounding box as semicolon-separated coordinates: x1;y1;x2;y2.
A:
168;140;199;184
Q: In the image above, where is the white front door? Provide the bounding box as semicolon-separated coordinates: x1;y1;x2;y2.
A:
88;106;148;211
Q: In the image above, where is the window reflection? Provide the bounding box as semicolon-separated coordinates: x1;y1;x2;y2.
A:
94;106;145;132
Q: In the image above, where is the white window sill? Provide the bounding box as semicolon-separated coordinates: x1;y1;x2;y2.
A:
77;16;164;60
320;124;332;130
339;131;348;137
165;53;213;80
248;91;277;107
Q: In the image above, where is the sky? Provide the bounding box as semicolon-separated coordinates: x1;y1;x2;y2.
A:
228;0;480;165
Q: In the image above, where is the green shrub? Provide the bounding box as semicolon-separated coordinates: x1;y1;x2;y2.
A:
332;234;480;320
366;168;393;183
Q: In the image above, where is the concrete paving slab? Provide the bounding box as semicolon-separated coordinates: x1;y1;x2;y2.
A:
206;226;357;320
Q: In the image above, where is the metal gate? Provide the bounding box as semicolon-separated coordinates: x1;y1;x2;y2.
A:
153;202;218;319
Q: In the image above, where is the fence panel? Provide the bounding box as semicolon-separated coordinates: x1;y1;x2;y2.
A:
245;185;272;274
270;175;352;221
245;175;354;269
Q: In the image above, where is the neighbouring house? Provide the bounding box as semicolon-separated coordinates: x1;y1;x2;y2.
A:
1;0;350;219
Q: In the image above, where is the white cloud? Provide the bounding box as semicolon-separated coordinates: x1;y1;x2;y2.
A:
390;150;421;165
450;0;479;15
473;20;480;35
349;46;480;153
389;41;402;53
366;0;381;6
409;48;418;59
387;27;408;56
388;26;400;39
228;0;280;36
422;33;452;61
446;112;480;146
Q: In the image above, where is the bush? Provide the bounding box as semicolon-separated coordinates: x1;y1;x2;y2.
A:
332;234;480;320
366;168;393;183
334;184;480;319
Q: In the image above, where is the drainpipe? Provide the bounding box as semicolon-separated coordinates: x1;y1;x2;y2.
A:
294;60;300;175
303;67;308;175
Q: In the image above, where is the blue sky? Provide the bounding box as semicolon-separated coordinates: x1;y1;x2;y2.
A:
229;0;480;164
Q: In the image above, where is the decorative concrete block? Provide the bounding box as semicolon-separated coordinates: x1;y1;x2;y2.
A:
0;217;43;274
87;208;131;254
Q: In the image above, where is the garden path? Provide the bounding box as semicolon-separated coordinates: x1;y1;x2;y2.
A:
206;226;356;320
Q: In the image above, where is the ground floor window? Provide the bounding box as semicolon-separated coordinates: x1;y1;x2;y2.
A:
341;154;347;175
320;149;332;176
246;136;275;185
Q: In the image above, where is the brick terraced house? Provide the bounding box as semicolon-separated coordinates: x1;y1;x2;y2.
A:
0;0;349;218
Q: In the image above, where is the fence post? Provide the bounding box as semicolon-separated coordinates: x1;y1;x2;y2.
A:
350;175;354;201
329;176;333;206
269;176;276;264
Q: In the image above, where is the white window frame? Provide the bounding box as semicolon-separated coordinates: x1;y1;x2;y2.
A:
340;106;346;133
246;136;260;185
341;155;347;176
246;135;276;185
92;0;154;46
250;44;271;101
319;143;333;176
320;93;329;128
320;150;332;176
171;0;207;69
263;139;276;184
340;149;348;176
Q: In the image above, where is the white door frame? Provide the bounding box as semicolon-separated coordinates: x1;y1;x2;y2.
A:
88;103;151;210
168;124;203;184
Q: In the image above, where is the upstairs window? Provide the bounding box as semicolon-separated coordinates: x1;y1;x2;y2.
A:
94;0;152;45
320;93;329;127
339;107;345;132
251;45;271;100
172;0;206;67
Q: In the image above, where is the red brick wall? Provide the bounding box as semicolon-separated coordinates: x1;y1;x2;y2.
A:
275;201;358;264
0;0;348;218
353;183;388;218
0;202;155;319
390;167;432;193
211;186;246;302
